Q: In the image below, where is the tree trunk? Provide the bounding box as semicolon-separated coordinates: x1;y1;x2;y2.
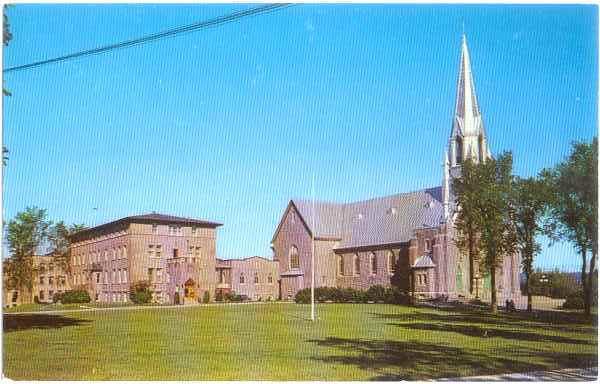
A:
581;249;589;316
469;245;475;297
526;272;532;312
490;265;497;314
585;250;596;317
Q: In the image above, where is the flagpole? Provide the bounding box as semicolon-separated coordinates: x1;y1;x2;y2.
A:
311;173;316;321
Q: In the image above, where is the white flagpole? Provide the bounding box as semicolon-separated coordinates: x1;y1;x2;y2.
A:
311;173;316;321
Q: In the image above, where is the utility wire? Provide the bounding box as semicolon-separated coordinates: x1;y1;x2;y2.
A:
4;3;292;73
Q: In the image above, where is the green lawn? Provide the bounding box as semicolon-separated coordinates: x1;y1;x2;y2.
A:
3;303;597;380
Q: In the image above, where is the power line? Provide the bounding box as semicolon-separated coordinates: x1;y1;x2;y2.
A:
4;3;292;73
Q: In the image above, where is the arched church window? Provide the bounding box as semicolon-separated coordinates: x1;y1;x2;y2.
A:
388;251;396;274
289;245;300;270
254;273;259;284
354;254;360;276
425;239;432;253
240;273;245;284
337;255;344;276
456;137;463;164
370;253;377;275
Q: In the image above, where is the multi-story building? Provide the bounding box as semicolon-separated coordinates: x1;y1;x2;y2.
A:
215;256;278;301
271;34;522;302
2;252;71;307
68;213;221;304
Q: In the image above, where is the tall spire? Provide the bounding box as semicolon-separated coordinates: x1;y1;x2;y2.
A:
449;33;489;166
454;33;481;135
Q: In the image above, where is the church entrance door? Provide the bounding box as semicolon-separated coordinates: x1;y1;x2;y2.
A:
183;278;196;305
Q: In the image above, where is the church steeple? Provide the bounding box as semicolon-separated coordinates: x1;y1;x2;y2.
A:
443;34;491;220
448;34;490;167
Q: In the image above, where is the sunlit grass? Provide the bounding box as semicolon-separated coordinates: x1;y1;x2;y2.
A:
3;303;597;380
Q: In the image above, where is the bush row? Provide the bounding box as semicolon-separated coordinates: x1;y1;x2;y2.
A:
52;290;91;304
294;285;412;305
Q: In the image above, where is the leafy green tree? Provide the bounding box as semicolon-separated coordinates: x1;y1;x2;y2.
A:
5;207;51;298
543;138;597;316
513;176;552;311
47;222;86;274
452;159;484;298
478;152;517;313
454;153;517;313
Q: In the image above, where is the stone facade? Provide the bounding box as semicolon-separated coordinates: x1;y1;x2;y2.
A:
69;213;220;304
271;35;522;302
216;257;278;301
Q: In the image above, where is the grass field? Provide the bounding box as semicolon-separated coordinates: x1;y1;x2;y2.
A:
3;302;597;380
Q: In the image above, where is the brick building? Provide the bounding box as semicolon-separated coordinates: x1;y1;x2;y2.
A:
216;256;278;301
271;35;521;301
68;213;221;304
3;252;71;307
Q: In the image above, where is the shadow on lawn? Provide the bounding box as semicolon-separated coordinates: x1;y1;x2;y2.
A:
307;336;550;380
391;322;593;345
3;314;91;332
371;306;597;334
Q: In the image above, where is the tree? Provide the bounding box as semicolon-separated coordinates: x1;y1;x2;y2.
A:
513;176;552;311
5;207;51;299
47;222;86;274
453;153;517;313
543;137;597;316
452;159;484;298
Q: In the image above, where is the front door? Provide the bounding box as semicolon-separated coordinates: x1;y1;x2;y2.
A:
183;278;196;304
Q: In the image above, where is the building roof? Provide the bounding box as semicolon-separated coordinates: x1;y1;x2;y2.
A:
216;256;276;265
412;255;436;269
69;212;222;240
286;186;444;250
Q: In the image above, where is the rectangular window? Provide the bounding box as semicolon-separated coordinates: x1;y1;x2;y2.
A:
173;249;179;258
39;276;44;284
152;224;158;233
49;276;53;285
148;244;155;258
191;226;197;235
155;245;161;258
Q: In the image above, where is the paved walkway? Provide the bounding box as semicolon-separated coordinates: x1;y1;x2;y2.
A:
439;367;597;381
3;300;292;316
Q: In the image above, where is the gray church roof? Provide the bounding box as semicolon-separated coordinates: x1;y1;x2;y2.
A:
412;255;436;268
291;186;444;250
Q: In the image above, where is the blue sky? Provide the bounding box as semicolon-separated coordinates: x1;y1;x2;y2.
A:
2;4;597;271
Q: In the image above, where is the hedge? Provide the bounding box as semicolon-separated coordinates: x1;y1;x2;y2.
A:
53;290;91;304
294;285;411;305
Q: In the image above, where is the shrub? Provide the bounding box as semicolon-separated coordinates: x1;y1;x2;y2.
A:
295;288;311;304
366;285;387;302
225;292;245;302
60;290;91;304
129;281;152;304
563;291;585;309
202;291;210;304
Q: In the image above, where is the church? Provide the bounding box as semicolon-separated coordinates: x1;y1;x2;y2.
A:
271;35;521;301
